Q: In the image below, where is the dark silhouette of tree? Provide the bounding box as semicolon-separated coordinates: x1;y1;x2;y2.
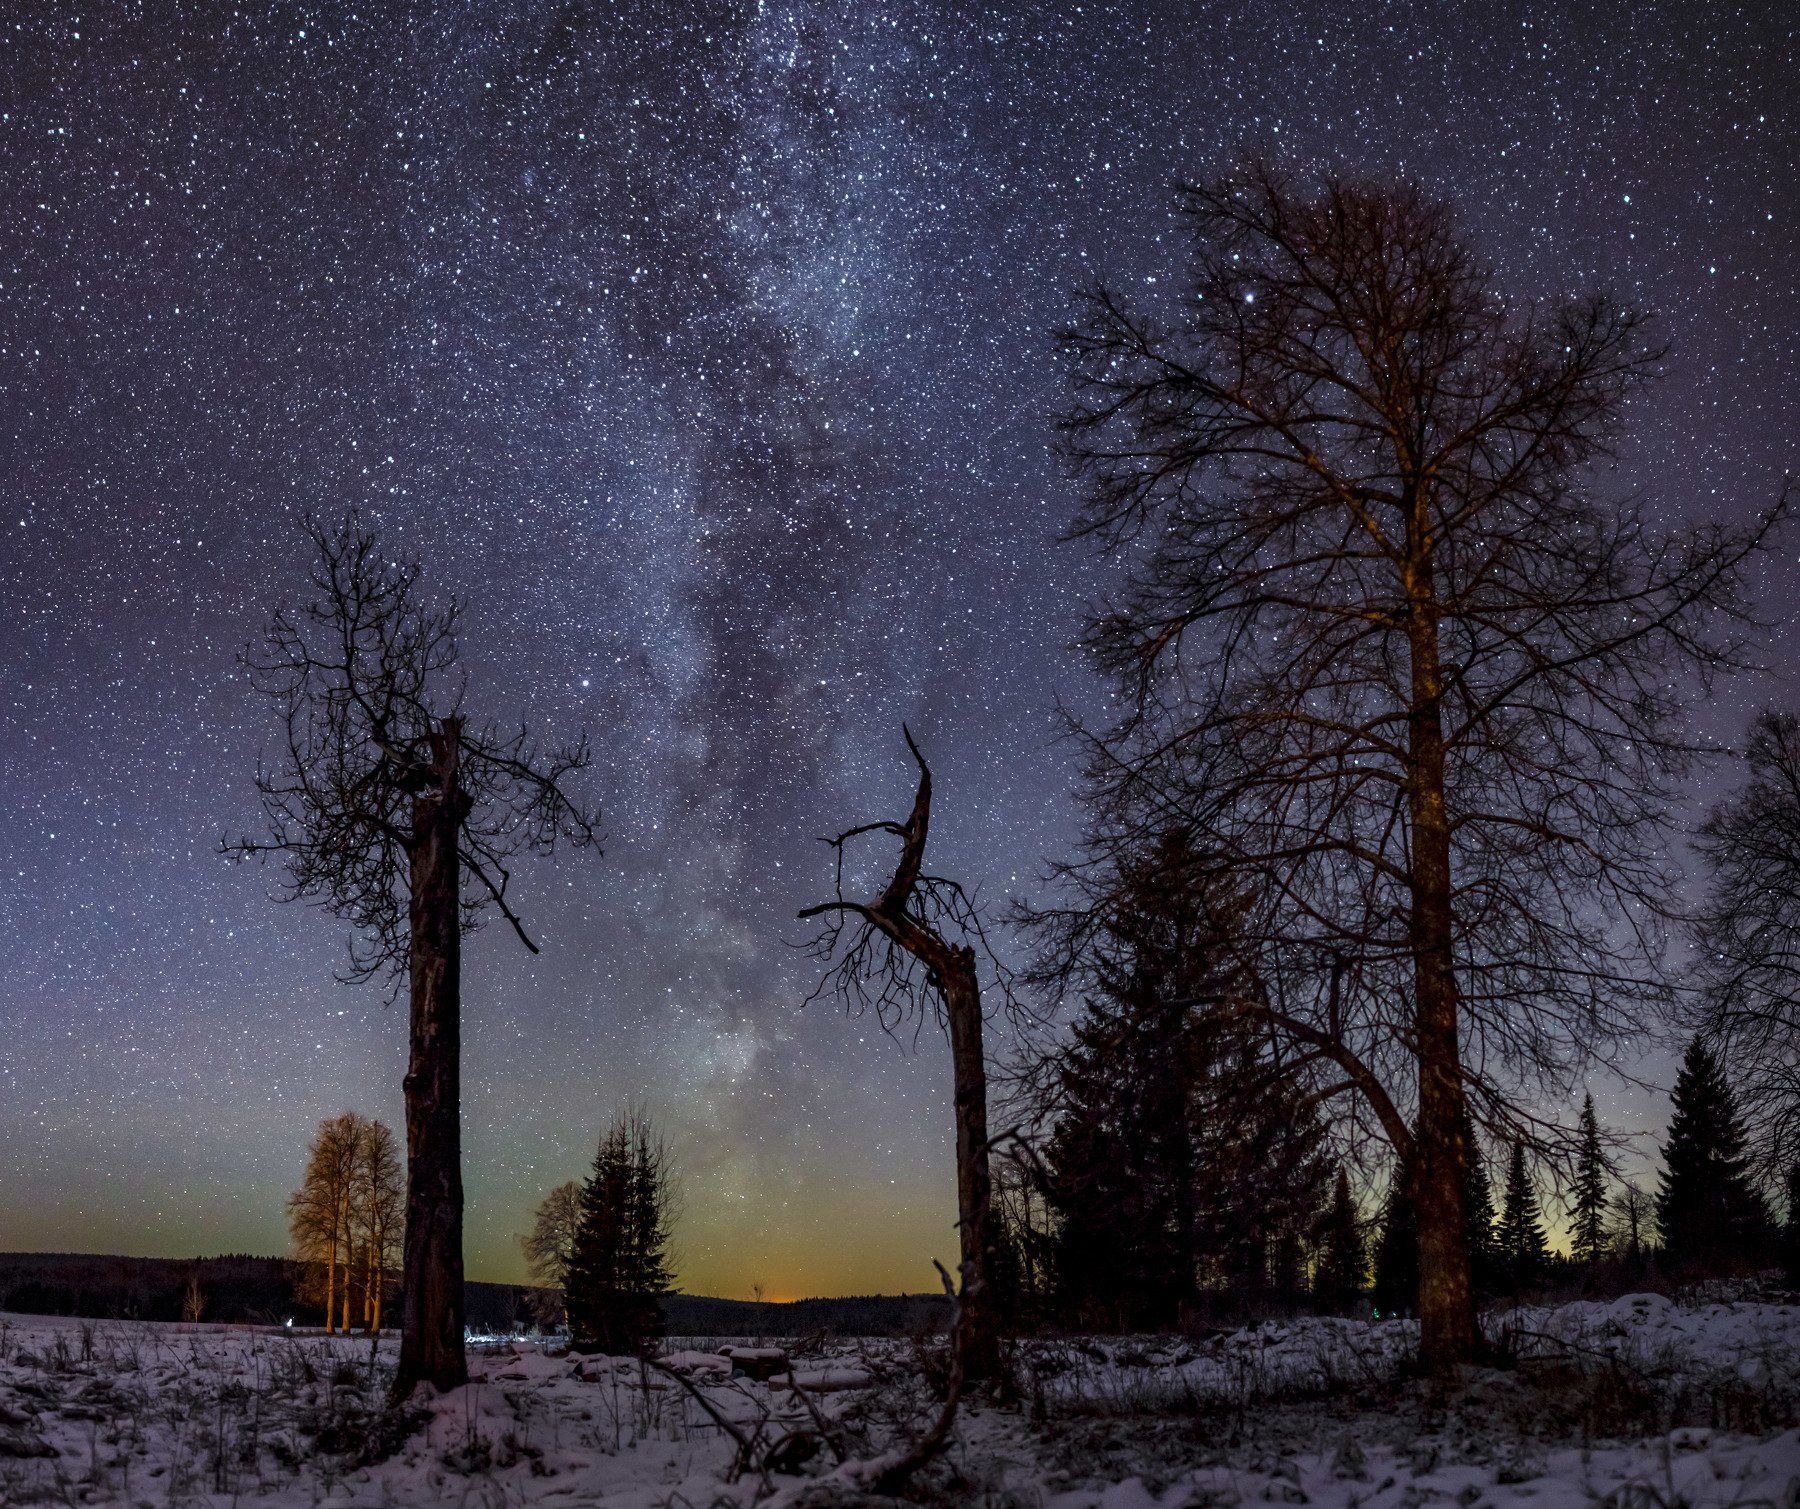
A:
1050;163;1783;1368
800;729;1007;1380
1657;1039;1770;1275
1783;1163;1800;1290
1372;1154;1417;1319
1030;828;1329;1327
1314;1168;1366;1313
228;514;599;1399
1374;1109;1495;1315
1463;1127;1500;1298
566;1112;675;1356
1571;1094;1611;1266
988;1148;1053;1332
1612;1182;1651;1279
1692;711;1800;1179
521;1181;583;1329
1497;1142;1548;1293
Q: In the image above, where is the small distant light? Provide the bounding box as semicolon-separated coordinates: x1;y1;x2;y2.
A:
284;1317;293;1328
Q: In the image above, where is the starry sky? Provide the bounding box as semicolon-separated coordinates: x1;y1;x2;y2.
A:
1;2;1794;1299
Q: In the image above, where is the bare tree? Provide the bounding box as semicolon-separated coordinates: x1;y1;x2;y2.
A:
288;1112;362;1332
1613;1180;1652;1269
230;514;599;1398
799;729;1005;1381
1047;165;1783;1369
288;1112;404;1333
355;1118;404;1333
520;1180;583;1330
1690;710;1800;1179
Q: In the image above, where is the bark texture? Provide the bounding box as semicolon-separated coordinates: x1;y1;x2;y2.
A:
394;722;472;1400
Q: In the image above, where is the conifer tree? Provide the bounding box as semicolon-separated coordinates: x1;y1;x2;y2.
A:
1374;1112;1495;1316
1314;1168;1366;1313
1658;1039;1771;1273
1042;831;1328;1326
1497;1143;1549;1292
1463;1120;1500;1297
565;1112;674;1355
1372;1154;1418;1319
1571;1094;1611;1265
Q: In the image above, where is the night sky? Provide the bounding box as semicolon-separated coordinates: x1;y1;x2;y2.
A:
1;2;1794;1299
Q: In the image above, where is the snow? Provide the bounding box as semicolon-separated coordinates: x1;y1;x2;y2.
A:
0;1297;1796;1506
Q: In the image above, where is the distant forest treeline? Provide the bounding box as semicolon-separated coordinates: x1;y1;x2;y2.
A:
0;1253;947;1337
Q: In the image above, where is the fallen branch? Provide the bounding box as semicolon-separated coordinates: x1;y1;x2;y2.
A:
825;1258;966;1498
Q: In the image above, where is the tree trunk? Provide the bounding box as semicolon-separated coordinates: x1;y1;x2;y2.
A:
944;947;1000;1381
1405;549;1479;1374
393;720;471;1401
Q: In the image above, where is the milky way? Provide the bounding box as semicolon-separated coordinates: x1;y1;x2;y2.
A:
1;2;1794;1295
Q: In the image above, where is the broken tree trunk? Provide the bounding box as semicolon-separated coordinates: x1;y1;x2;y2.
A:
393;719;471;1401
944;954;1000;1382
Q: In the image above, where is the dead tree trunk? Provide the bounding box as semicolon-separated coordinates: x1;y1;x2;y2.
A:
800;730;1002;1382
228;517;598;1394
943;953;1000;1381
394;719;471;1400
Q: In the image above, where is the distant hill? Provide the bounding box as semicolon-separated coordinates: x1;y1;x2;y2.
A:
0;1253;948;1337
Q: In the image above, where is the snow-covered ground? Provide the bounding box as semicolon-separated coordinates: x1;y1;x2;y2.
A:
1;1296;1797;1507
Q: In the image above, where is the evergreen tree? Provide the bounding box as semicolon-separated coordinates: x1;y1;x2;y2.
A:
1497;1143;1549;1293
1373;1113;1496;1316
1657;1039;1771;1274
566;1112;674;1355
1314;1167;1366;1313
1043;832;1329;1327
1371;1153;1418;1319
1571;1094;1611;1265
1462;1117;1500;1297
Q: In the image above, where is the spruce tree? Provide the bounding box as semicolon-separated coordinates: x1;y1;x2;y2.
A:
1571;1094;1611;1265
1043;831;1329;1327
1373;1115;1496;1316
1462;1115;1500;1297
566;1112;674;1355
1497;1143;1548;1293
1657;1039;1770;1274
1314;1167;1366;1313
1372;1153;1418;1319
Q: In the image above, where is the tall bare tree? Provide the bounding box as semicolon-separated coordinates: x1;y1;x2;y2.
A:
1690;710;1800;1179
288;1112;363;1332
800;729;1005;1381
231;515;599;1398
288;1112;405;1333
355;1117;404;1332
1048;165;1782;1369
520;1180;583;1329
